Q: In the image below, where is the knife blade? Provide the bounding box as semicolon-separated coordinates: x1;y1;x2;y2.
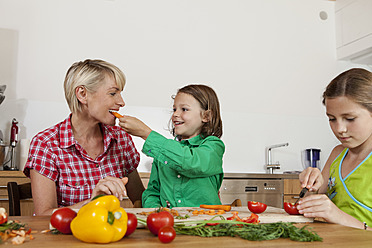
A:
294;187;308;204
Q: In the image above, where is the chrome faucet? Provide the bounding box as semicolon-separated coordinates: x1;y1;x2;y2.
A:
266;143;289;174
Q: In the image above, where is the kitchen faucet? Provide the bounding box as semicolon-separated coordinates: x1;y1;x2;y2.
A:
266;143;289;174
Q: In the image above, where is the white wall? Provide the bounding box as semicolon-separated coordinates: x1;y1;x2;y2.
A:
0;0;370;173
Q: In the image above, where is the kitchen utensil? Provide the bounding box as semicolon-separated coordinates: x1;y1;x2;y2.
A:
294;187;308;204
0;85;6;105
302;148;321;169
3;118;19;171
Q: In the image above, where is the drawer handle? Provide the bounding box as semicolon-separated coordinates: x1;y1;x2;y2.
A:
0;186;7;189
0;198;8;201
293;196;300;199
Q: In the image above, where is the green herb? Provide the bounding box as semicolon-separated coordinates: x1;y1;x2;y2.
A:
50;228;63;234
137;216;322;242
175;214;190;219
0;221;25;232
174;220;322;242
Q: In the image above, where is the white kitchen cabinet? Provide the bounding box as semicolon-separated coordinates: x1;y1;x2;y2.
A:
335;0;372;65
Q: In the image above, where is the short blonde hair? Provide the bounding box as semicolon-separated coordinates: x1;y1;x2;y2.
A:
64;59;126;113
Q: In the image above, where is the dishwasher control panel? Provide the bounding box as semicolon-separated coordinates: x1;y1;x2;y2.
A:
220;179;284;208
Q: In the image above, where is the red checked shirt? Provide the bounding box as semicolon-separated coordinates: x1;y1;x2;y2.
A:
23;114;140;207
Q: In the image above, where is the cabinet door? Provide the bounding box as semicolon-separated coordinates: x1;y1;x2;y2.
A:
0;172;32;216
284;179;301;194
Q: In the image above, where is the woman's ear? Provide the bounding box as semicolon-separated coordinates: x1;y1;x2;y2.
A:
75;86;87;104
202;110;212;123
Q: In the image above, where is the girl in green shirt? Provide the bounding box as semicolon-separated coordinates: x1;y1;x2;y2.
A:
118;84;225;208
298;68;372;230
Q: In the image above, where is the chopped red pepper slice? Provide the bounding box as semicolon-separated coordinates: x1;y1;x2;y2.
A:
227;212;259;224
242;213;260;224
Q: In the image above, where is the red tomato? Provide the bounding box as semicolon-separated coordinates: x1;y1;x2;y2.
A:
158;226;176;243
125;213;137;237
0;208;8;225
147;211;174;235
50;208;77;234
248;201;267;214
283;202;300;215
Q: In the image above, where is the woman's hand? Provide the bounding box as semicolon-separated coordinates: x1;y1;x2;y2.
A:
91;176;128;201
118;115;152;140
299;167;324;192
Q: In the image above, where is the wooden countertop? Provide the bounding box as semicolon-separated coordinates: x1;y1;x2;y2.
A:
2;216;372;247
223;172;299;179
140;172;300;179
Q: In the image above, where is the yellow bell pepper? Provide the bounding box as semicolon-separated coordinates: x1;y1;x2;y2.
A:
70;195;128;243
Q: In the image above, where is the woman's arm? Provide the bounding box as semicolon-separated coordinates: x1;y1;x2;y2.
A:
31;169;130;215
30;170;91;215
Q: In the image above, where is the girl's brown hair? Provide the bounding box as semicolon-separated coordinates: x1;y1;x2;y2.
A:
171;84;223;138
323;68;372;112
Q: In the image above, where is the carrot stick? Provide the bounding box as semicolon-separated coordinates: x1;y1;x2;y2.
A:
199;204;231;212
111;111;123;118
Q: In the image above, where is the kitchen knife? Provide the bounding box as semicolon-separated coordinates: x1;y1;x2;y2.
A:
294;187;308;204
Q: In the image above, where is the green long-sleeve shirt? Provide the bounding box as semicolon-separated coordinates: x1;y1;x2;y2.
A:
141;131;225;208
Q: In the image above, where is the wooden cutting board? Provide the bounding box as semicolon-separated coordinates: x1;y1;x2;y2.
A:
125;206;313;226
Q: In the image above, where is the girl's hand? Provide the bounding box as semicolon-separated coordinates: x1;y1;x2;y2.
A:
118;115;152;140
299;167;324;192
298;194;369;229
91;176;128;201
297;194;343;223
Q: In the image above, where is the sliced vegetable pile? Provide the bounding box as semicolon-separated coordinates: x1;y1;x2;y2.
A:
0;208;33;245
137;204;322;243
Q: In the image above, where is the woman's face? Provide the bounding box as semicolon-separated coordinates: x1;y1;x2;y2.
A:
325;96;372;150
86;75;125;126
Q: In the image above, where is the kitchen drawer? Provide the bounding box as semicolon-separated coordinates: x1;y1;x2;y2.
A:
0;171;33;215
284;179;301;194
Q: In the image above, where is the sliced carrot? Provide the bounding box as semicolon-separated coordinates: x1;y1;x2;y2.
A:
199;204;231;212
111;111;123;118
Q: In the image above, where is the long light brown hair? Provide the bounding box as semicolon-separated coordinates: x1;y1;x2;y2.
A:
171;84;223;138
323;68;372;112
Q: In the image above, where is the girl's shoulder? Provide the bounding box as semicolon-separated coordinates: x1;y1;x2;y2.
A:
328;145;346;162
200;135;225;147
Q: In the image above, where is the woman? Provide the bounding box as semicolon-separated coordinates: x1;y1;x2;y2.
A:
24;59;144;215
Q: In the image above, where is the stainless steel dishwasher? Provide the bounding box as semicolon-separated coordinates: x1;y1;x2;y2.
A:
219;177;284;208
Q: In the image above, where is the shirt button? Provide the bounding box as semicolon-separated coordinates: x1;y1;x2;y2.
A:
178;200;181;203
164;161;168;164
75;183;79;186
148;149;151;153
96;164;99;168
177;175;181;178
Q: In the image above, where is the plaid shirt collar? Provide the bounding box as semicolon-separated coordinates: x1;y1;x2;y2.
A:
59;114;118;150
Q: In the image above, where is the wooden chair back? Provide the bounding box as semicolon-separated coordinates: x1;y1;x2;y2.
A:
7;182;32;216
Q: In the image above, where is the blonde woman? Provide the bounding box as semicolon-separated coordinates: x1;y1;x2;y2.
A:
24;59;144;215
